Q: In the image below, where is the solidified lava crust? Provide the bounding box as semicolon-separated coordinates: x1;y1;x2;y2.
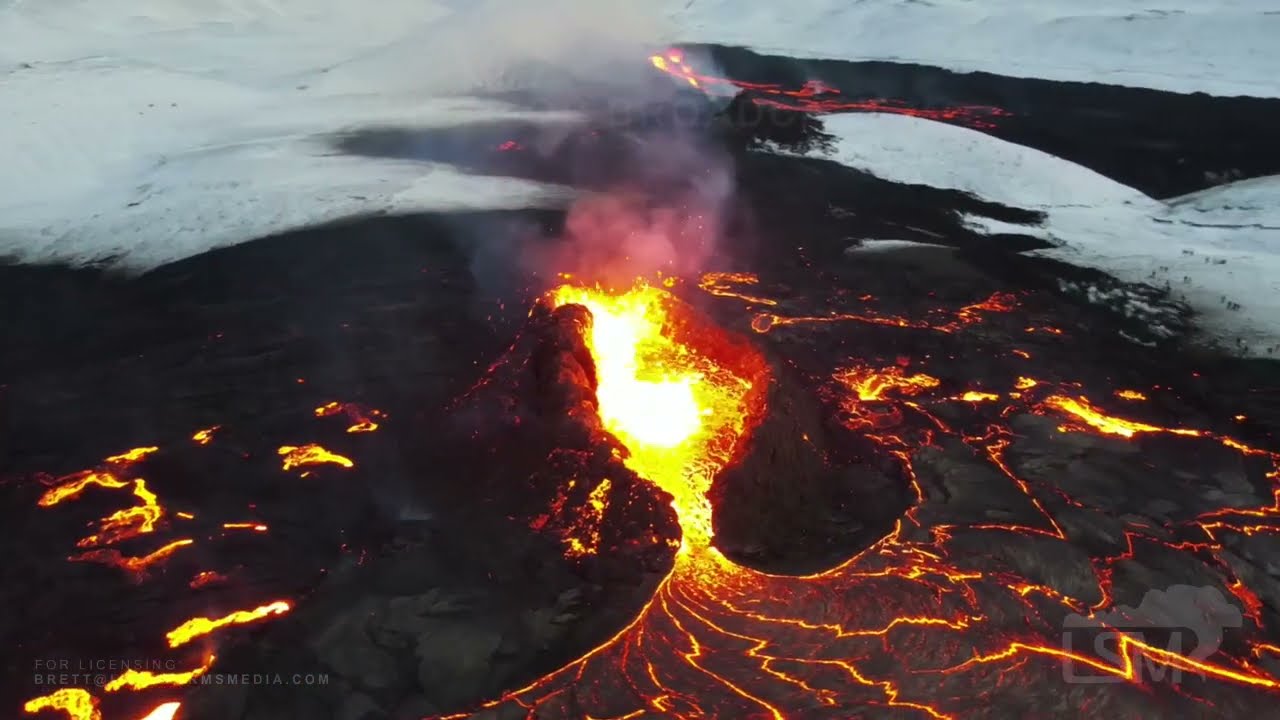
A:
8;64;1280;717
424;276;1280;720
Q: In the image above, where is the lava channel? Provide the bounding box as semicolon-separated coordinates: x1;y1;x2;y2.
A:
431;279;1280;720
649;48;1010;129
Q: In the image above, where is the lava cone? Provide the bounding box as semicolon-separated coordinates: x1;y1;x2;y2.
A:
710;356;912;573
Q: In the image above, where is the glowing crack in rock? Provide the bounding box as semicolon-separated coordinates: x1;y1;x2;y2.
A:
277;444;354;471
74;479;165;547
221;522;268;532
136;702;181;720
70;538;195;578
104;447;159;465
20;277;1280;720
103;656;215;691
191;426;219;445
23;689;101;720
21;435;329;718
36;452;192;578
314;401;385;433
533;476;615;559
648;48;1011;129
427;277;1280;720
166;601;292;648
22;656;213;720
189;570;228;589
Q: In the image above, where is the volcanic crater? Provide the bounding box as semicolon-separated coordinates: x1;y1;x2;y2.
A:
6;47;1280;720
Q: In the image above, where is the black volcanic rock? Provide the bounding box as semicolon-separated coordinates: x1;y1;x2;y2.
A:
6;66;1280;718
711;357;910;572
696;43;1280;198
716;90;836;154
176;303;678;720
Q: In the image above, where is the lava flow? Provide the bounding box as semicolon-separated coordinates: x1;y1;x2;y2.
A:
19;272;1280;719
438;277;1280;719
549;283;763;553
22;400;381;720
649;48;1010;129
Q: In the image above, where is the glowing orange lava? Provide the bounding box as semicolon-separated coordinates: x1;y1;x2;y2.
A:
278;444;354;471
550;282;761;552
188;570;227;589
70;538;194;577
21;274;1280;720
103;656;215;691
23;431;363;718
222;522;267;532
136;702;181;720
314;401;385;433
649;48;1010;129
191;427;219;445
698;272;778;307
430;277;1280;719
22;656;213;720
23;689;100;720
835;365;940;401
74;479;164;547
166;601;291;648
1045;395;1204;439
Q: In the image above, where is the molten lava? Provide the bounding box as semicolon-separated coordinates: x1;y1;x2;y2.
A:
277;444;354;472
431;276;1280;720
649;48;1010;129
20;273;1280;720
165;601;292;649
550;283;760;552
314;401;385;433
24;414;374;719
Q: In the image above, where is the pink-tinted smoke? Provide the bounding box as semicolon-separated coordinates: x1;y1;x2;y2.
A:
523;130;736;289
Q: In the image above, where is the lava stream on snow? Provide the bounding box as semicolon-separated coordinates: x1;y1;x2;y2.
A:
649;48;1010;129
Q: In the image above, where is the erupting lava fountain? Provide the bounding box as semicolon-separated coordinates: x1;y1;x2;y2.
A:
550;282;765;558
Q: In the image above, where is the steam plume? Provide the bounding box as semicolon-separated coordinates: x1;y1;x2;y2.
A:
431;0;736;289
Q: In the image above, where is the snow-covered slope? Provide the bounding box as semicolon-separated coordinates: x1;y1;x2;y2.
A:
0;0;668;268
669;0;1280;97
815;113;1280;357
2;0;1277;355
1165;176;1280;232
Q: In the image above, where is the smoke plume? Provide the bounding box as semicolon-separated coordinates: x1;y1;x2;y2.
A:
428;0;737;289
416;0;678;97
525;139;736;288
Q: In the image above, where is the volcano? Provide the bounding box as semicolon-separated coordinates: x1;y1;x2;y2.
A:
6;48;1280;720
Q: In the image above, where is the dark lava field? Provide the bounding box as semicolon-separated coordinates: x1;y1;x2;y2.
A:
4;47;1280;720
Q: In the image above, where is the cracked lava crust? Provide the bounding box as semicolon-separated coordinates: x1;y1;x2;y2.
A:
9;48;1280;720
19;269;1280;720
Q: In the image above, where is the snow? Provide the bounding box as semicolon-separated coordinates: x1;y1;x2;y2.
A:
2;1;1278;355
669;0;1280;98
845;239;943;255
1165;176;1280;233
816;113;1280;357
0;0;664;269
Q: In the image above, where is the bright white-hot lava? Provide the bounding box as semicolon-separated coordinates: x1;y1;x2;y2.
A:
551;282;763;553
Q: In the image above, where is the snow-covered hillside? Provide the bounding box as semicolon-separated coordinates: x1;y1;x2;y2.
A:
815;113;1280;356
670;0;1280;97
2;0;1277;355
0;0;666;268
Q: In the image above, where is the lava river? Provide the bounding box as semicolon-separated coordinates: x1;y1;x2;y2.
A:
18;276;1280;720
436;278;1280;719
